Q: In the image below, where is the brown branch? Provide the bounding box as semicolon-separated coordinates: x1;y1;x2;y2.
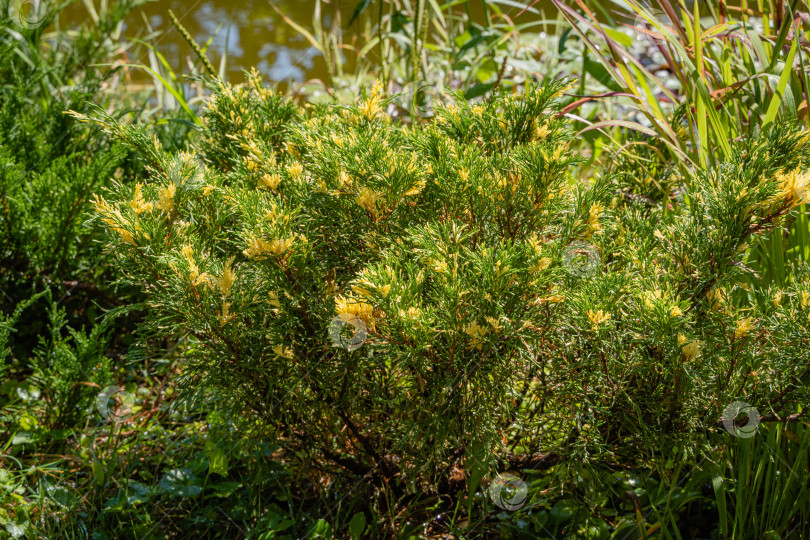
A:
711;409;810;430
501;451;561;471
55;279;125;306
321;448;374;477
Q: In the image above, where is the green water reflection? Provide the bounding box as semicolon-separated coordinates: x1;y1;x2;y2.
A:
60;0;556;83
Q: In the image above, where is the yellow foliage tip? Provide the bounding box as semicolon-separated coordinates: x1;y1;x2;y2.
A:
777;168;810;207
243;235;295;259
259;173;283;191
130;183;154;214
587;309;611;327
463;320;488;350
335;295;376;329
734;317;756;339
158;183;177;213
219;256;238;296
358;80;385;121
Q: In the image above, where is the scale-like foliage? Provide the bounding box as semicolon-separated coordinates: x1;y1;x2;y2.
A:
80;71;810;493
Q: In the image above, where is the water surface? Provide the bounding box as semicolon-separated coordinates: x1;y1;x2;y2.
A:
61;0;555;84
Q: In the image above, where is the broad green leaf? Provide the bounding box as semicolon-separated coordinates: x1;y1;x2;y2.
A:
205;440;230;476
584;58;623;92
476;57;499;82
464;82;496;100
208;481;243;498
11;432;33;446
602;26;632;47
92;460;106;486
160;469;203;497
310;518;332;538
348;512;366;540
4;522;26;539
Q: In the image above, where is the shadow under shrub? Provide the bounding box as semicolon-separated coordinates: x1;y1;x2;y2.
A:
79;73;810;522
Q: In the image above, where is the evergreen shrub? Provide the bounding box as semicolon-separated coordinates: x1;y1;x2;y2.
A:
78;72;810;494
0;0;152;434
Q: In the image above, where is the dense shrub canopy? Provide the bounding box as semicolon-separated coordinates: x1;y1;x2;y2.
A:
78;72;810;493
0;2;150;426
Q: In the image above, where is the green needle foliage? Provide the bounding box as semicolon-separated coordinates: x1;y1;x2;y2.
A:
76;71;810;509
0;0;140;339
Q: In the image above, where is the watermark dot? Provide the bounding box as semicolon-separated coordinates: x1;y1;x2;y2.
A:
8;0;47;30
96;385;135;423
562;241;601;278
390;83;434;121
406;84;434;120
329;314;367;351
488;473;527;511
722;400;760;438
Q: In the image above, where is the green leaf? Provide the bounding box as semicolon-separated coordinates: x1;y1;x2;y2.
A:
45;484;77;508
15;383;40;401
548;499;575;523
558;27;573;54
205;440;230;476
582;518;610;540
762;37;798;129
208;481;243;498
463;82;496;100
454;30;473;49
347;0;372;27
17;414;37;430
269;2;324;53
610;522;641;540
476;57;499;83
4;521;26;539
348;512;366;539
712;475;727;537
11;432;33;446
104;482;153;510
92;460;106;486
310;518;332;538
160;469;203;497
466;444;488;500
124;481;153;505
602;26;632;47
583;58;623;92
119;63;200;125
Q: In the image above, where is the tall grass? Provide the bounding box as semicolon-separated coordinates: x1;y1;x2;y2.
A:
551;0;810;289
274;0;582;113
713;421;810;538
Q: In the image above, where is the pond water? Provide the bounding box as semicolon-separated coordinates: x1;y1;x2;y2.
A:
59;0;557;84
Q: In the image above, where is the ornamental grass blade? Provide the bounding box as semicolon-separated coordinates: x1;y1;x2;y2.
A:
762;36;798;130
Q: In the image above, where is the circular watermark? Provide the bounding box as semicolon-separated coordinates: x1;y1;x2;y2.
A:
722;400;760;438
329;314;368;351
8;0;47;30
96;385;136;423
562;241;601;278
175;151;207;184
396;83;433;121
632;6;675;50
488;473;528;511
